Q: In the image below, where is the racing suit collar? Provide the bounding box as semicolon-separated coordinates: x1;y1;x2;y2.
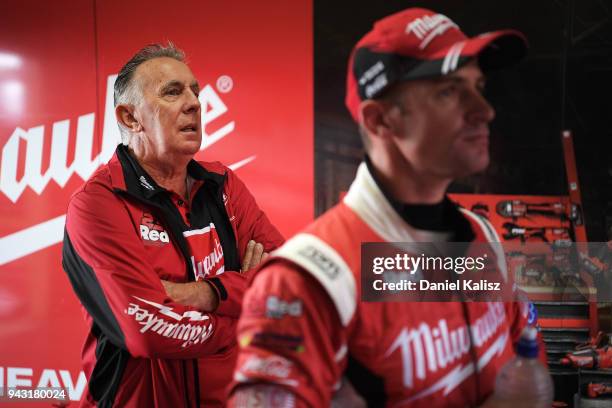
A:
363;156;463;232
345;159;475;242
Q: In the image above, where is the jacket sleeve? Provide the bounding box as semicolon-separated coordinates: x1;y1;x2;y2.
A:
228;261;346;407
62;183;237;359
210;167;285;317
225;167;284;256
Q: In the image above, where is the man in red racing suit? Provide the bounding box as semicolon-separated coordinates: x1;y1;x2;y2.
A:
229;8;546;408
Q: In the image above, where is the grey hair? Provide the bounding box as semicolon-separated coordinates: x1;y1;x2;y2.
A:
114;42;186;145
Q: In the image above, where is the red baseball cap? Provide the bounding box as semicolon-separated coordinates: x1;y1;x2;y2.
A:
345;8;528;121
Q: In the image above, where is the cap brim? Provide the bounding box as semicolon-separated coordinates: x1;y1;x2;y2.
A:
400;29;528;81
469;30;528;70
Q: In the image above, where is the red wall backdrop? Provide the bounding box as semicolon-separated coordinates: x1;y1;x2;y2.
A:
0;0;313;403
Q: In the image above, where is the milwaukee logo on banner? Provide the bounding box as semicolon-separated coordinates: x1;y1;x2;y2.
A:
1;75;235;203
0;74;247;265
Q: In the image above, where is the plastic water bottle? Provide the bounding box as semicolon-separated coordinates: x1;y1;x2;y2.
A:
492;326;554;407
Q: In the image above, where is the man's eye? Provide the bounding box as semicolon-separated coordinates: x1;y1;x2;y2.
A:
438;85;457;97
166;88;181;96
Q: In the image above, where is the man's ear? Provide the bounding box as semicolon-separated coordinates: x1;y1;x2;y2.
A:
359;99;400;142
115;104;141;132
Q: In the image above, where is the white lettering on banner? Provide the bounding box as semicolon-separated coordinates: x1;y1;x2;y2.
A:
0;73;252;265
7;367;31;388
0;367;86;401
58;370;87;401
37;369;87;401
0;75;234;203
227;155;256;171
386;303;506;392
0;76;119;203
199;84;235;149
36;369;61;388
0;215;66;265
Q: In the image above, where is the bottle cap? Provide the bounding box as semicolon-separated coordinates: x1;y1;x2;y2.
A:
516;326;539;358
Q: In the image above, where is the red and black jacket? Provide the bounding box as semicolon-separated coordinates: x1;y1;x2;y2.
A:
62;145;283;407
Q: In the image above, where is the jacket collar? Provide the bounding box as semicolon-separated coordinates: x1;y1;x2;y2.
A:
108;144;225;200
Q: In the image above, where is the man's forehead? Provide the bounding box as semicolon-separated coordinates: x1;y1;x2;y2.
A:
134;57;196;89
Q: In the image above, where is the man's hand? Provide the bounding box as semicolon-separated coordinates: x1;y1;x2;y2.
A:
160;239;269;311
241;240;269;272
161;280;219;312
331;379;367;408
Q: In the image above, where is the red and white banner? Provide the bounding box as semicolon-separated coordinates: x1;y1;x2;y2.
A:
0;0;313;402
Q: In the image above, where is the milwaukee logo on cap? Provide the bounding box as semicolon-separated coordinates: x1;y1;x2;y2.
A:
405;13;459;50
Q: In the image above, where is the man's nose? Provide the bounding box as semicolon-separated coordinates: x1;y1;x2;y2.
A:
184;90;201;114
465;88;495;125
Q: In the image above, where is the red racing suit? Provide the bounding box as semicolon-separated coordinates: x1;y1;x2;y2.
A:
229;162;545;407
62;145;283;407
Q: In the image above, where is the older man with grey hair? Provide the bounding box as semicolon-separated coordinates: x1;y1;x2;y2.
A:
62;42;283;407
